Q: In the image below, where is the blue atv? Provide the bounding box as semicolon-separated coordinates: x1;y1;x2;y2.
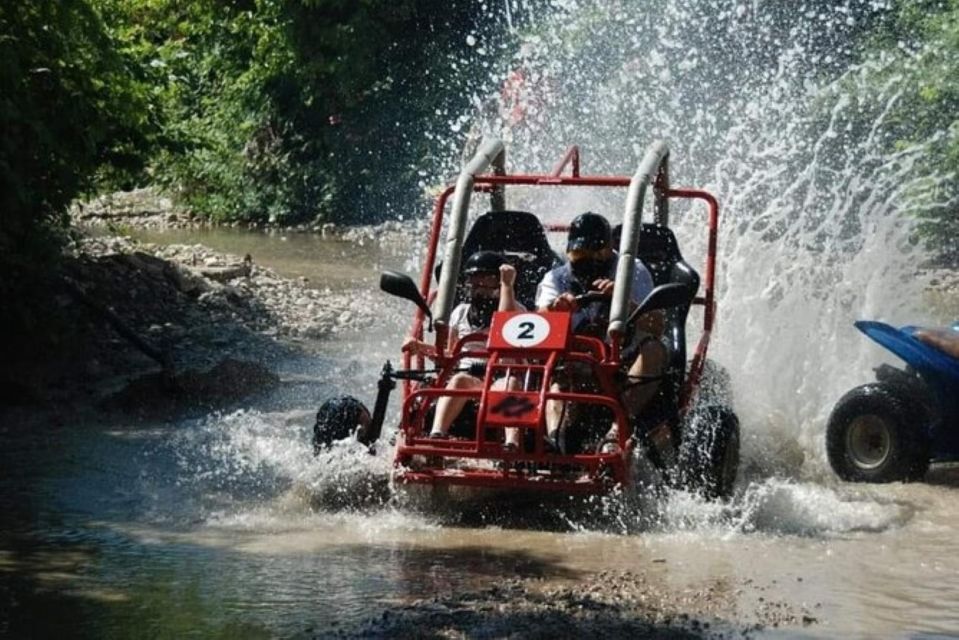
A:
826;321;959;483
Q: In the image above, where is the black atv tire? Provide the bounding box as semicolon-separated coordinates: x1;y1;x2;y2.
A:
313;395;370;454
699;359;734;407
826;383;930;483
678;406;740;500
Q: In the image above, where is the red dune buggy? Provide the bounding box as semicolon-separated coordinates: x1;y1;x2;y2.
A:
314;140;739;501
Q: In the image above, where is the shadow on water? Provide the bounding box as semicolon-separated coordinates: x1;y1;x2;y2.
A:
0;532;587;639
0;534;277;640
410;491;646;534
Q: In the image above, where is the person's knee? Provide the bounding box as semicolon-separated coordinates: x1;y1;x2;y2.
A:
447;373;480;389
630;341;666;376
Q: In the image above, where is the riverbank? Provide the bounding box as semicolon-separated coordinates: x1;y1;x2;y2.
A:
0;229;381;418
70;186;427;243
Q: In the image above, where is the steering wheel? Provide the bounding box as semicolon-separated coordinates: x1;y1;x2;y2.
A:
573;291;608;307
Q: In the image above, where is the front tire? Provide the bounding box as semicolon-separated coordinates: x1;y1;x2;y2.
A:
313;395;371;454
826;383;930;483
699;359;734;407
678;406;740;500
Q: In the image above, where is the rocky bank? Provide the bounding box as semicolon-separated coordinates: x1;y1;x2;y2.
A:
334;571;819;639
1;230;380;416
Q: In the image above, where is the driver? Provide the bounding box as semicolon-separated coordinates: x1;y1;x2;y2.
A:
403;251;525;447
535;212;666;452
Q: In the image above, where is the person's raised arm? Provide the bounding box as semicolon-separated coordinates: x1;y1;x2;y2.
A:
498;264;520;311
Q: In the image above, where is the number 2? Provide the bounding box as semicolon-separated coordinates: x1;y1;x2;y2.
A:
517;322;535;339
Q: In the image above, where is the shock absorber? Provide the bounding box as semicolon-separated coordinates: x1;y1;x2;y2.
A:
361;361;396;446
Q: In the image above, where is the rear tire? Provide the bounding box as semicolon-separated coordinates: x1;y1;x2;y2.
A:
313;395;371;454
826;383;929;483
678;406;740;500
699;359;733;406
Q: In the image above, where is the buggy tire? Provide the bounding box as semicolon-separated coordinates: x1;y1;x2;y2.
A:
679;406;740;500
313;395;370;454
699;359;733;406
826;383;930;483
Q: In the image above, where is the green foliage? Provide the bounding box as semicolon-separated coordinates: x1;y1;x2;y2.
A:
94;0;491;225
0;0;152;333
861;0;959;265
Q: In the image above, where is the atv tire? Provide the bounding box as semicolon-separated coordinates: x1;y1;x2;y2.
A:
678;406;740;500
826;383;930;483
313;395;371;454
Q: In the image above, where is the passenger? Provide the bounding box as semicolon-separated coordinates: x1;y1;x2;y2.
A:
535;212;667;451
403;251;525;448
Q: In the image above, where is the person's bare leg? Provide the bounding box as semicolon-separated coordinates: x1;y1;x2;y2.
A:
623;339;667;418
621;336;671;463
493;376;523;448
430;373;482;436
545;383;564;447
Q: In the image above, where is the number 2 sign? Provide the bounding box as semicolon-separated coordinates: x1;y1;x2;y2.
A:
487;311;571;351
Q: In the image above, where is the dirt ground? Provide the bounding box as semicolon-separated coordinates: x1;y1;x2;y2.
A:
336;571;818;639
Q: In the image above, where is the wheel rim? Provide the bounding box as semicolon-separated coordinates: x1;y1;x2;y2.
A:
846;414;892;470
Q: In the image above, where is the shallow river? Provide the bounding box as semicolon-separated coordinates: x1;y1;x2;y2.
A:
2;229;958;639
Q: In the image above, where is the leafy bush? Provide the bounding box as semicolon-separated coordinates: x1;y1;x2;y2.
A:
0;0;152;334
860;0;959;265
96;0;498;225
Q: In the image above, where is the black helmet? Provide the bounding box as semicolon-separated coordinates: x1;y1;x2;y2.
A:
313;395;370;453
567;212;611;252
463;250;505;276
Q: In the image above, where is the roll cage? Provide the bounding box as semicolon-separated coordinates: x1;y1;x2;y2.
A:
392;139;721;493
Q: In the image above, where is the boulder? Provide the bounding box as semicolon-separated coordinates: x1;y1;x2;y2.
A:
195;263;251;283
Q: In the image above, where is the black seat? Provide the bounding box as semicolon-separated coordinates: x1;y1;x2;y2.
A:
438;210;560;309
615;223;701;409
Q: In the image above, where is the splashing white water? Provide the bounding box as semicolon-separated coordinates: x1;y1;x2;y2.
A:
655;479;911;537
164;1;953;537
165;409;394;522
443;0;951;479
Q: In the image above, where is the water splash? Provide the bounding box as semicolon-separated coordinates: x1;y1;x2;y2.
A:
444;0;951;479
657;479;911;537
163;1;952;538
162;409;394;523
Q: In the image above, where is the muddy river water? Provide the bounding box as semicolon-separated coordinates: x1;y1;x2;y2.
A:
2;229;959;639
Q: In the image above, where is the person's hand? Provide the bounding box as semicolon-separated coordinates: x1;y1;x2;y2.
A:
548;292;577;311
402;336;434;357
592;278;615;297
401;336;419;354
499;263;516;288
